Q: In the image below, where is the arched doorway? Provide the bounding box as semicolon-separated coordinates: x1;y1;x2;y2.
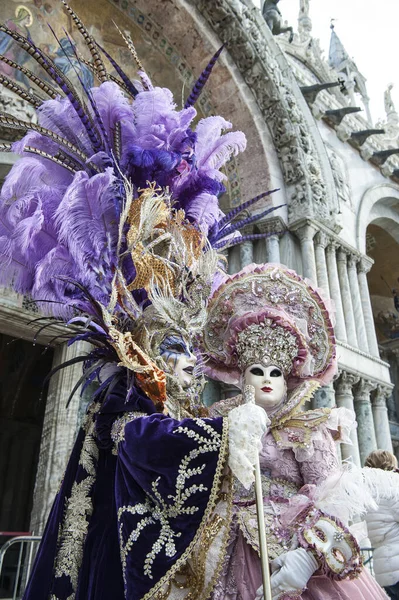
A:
366;218;399;459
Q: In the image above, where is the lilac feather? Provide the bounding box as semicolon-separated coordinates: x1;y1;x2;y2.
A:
91;82;133;142
184;45;224;109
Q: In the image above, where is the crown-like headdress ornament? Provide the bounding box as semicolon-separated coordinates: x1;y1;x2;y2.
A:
235;319;302;375
203;264;336;386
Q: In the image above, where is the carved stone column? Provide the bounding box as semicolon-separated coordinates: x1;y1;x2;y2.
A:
325;242;347;342
295;223;318;283
228;245;241;275
337;249;358;347
335;372;361;466
357;258;380;357
372;385;394;452
30;341;90;533
266;234;281;263
239;240;254;268
314;231;330;296
312;383;336;409
347;255;369;352
353;379;378;464
257;218;285;264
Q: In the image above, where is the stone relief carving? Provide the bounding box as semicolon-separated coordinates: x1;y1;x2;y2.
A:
326;147;351;206
189;0;331;225
0;87;36;141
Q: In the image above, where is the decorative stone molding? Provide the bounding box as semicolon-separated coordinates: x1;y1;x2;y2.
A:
335;371;360;395
0;88;37;141
355;378;377;400
256;216;286;236
314;230;330;249
189;0;332;225
372;384;393;407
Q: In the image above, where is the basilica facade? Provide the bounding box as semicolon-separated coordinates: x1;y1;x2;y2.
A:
0;0;398;540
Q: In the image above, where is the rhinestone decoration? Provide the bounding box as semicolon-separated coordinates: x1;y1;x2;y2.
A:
235;320;299;374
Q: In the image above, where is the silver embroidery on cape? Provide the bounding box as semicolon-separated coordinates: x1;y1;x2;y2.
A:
53;402;100;597
117;418;221;582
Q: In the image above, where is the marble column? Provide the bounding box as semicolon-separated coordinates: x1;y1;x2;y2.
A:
335;372;361;466
372;385;394;452
228;245;241;275
354;379;378;465
314;231;330;296
239;240;254;268
266;234;281;264
357;258;380;357
295;223;318;283
347;255;369;352
312;383;336;409
30;340;91;533
325;242;347;343
337;249;358;347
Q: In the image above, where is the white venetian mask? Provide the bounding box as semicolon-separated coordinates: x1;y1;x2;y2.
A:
160;335;197;389
243;363;287;414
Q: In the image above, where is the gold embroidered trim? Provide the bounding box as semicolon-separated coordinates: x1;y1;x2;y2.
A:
271;380;320;428
140;417;231;600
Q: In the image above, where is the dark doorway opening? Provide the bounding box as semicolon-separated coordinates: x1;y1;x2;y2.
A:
0;332;53;598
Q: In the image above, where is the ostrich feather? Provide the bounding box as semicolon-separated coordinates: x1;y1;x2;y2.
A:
195;118;247;181
91;82;133;142
54;168;118;273
0;235;33;292
38;96;93;157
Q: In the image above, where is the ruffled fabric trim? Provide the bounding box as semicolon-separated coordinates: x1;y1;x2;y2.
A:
272;406;357;463
327;407;357;445
227;403;270;489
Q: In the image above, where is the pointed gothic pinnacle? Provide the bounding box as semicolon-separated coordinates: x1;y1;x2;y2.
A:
350;129;385;147
324;106;362;126
300;82;340;106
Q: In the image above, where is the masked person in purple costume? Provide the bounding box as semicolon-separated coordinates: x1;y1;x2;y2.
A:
0;4;388;600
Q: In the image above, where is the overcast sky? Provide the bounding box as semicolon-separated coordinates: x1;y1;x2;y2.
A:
253;0;399;124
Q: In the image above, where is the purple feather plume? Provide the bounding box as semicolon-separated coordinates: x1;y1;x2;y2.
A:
184;45;224;109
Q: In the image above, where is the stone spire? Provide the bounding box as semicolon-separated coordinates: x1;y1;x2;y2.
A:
328;23;372;125
328;24;349;70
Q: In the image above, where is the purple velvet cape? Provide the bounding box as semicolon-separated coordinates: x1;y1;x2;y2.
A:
23;384;226;600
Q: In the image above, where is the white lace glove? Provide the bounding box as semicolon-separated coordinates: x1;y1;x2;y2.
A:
255;548;319;600
227;385;270;489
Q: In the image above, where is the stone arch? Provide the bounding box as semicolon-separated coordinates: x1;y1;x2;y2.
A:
357;184;399;252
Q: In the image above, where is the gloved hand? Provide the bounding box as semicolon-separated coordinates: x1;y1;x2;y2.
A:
227;386;270;489
254;548;319;600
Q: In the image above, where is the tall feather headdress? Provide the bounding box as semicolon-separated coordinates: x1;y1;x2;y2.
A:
0;3;283;408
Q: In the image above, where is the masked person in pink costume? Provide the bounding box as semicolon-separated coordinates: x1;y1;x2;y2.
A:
202;263;388;600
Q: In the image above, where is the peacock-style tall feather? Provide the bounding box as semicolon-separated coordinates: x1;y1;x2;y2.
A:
0;2;283;407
